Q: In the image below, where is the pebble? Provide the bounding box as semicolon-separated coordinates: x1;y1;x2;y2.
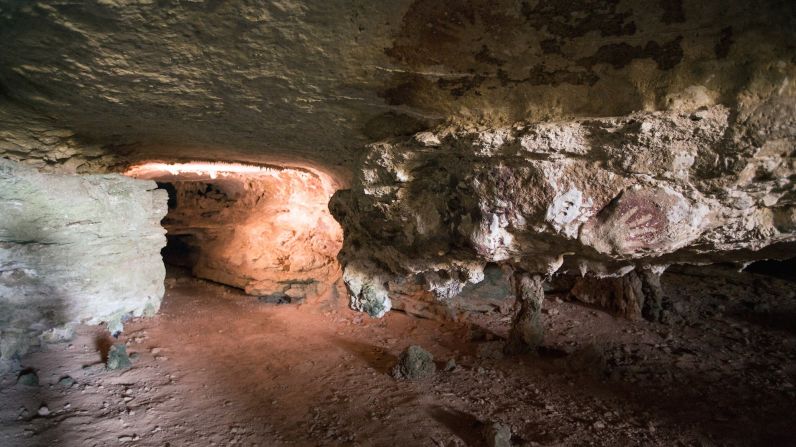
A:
445;358;457;371
37;405;50;417
17;371;39;387
58;376;76;387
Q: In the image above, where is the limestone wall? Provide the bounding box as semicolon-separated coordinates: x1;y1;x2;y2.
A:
331;104;795;317
0;159;167;370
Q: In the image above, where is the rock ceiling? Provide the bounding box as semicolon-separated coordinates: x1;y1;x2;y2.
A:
1;0;793;180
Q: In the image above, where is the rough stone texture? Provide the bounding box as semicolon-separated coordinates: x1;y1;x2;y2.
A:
0;1;792;175
106;344;132;370
569;270;666;321
16;370;38;387
0;0;793;326
331;101;795;316
505;273;545;353
0;159;167;371
128;164;342;298
0;105;123;174
387;263;515;321
392;345;436;381
482;421;512;447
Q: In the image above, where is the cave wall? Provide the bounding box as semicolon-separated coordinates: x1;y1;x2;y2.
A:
0;105;124;174
0;159;167;371
157;170;342;299
0;1;793;322
331;102;795;317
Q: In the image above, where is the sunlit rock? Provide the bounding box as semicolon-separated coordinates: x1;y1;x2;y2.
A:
126;162;342;300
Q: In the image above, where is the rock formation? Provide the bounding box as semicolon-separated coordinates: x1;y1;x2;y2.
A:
0;0;793;352
505;273;545;353
568;269;667;321
0;159;167;371
332;103;795;319
1;0;793;175
126;163;342;299
392;345;436;381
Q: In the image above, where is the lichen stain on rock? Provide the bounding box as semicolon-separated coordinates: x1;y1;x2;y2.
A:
658;0;686;24
578;37;684;71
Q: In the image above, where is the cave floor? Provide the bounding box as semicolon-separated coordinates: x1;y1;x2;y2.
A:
1;266;795;446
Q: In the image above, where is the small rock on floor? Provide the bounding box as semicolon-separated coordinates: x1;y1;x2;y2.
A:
107;344;133;370
17;370;39;387
58;375;75;387
444;358;457;371
565;344;606;376
483;421;512;447
392;345;435;381
475;341;505;360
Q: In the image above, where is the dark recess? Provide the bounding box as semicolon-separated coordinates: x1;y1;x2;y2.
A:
744;256;796;282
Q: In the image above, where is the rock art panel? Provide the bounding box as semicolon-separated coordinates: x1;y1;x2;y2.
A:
580;187;709;257
332;104;795;317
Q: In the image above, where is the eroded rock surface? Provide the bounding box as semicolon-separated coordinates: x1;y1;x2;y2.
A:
1;0;793;174
0;159;167;371
332;103;795;316
128;164;342;299
505;274;545;354
569;270;667;322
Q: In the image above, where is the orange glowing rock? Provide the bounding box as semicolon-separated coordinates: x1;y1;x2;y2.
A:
125;161;342;299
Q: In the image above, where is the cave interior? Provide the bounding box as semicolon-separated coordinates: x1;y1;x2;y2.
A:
0;0;795;445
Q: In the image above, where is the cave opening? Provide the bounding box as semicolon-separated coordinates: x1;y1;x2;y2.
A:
125;161;343;303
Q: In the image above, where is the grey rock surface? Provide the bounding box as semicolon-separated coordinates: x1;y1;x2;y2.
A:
0;159;167;371
16;370;38;387
106;344;132;370
57;375;75;387
483;421;512;447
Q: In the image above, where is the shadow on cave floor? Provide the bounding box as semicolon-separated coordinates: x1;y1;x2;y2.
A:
1;265;795;446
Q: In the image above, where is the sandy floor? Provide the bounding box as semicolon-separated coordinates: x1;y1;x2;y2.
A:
1;265;795;446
